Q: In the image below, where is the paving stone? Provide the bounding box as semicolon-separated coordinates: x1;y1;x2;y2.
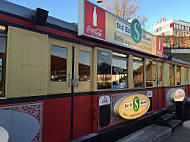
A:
117;124;171;142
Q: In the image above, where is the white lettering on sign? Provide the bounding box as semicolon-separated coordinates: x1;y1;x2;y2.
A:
142;32;152;44
86;25;102;37
140;99;147;106
124;102;133;109
134;23;140;41
115;20;131;36
99;96;110;106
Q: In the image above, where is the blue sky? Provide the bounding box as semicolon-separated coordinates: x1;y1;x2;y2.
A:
5;0;190;33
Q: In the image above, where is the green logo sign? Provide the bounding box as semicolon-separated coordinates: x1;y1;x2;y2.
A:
133;96;139;111
131;19;142;43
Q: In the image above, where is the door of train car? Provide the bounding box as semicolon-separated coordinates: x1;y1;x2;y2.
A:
46;39;94;141
72;44;94;139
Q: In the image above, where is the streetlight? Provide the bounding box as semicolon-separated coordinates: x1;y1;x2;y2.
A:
97;0;103;3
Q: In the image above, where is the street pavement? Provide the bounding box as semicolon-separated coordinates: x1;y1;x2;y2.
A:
164;125;190;142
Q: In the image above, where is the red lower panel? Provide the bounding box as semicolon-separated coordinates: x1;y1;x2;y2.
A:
73;95;93;139
43;98;71;142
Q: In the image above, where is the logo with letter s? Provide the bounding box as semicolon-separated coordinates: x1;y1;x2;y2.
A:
133;96;139;111
131;19;142;43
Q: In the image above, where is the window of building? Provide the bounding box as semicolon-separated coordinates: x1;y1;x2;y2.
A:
175;30;178;36
177;66;181;85
174;23;178;29
51;45;67;82
170;65;175;86
184;68;188;84
97;50;112;89
112;53;128;89
133;57;144;87
180;31;183;36
146;61;156;87
186;26;189;31
181;25;184;30
79;51;91;82
0;35;6;97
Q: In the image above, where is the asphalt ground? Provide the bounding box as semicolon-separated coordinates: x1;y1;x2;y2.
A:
164;124;190;142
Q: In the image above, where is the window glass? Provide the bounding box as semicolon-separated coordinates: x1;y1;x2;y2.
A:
184;68;188;84
158;64;162;81
112;53;128;89
97;50;111;89
170;65;175;86
0;36;6;97
146;61;155;87
177;66;181;85
133;57;144;87
51;45;67;82
79;51;90;81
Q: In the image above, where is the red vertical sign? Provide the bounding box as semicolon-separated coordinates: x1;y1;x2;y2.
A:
84;1;105;39
156;38;163;56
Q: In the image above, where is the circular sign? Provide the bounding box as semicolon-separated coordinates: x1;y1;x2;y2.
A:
131;19;142;43
0;127;9;142
170;89;185;102
114;94;150;120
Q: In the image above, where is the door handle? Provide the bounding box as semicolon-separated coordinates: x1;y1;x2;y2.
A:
69;73;72;87
75;74;78;87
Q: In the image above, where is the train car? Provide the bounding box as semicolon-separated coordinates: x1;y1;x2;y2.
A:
0;0;190;142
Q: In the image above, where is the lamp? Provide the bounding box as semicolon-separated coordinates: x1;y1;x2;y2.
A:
34;8;49;26
97;0;103;3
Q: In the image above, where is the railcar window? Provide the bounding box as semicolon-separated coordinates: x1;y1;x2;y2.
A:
184;68;188;84
177;66;181;85
146;61;156;87
158;64;162;81
97;50;111;89
79;51;90;81
133;57;144;87
51;45;67;82
0;36;6;97
170;65;175;86
112;53;128;89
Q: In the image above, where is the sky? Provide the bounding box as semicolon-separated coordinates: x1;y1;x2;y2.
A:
5;0;190;34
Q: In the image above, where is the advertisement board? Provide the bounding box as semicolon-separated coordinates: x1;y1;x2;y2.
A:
78;0;163;57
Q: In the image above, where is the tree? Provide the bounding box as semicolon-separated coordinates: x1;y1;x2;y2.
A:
102;0;147;27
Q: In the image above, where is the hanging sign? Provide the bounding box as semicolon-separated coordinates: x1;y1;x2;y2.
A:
78;0;163;57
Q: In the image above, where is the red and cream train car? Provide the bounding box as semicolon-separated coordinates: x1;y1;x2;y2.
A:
0;0;190;142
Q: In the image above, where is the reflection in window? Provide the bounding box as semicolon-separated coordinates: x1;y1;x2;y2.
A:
97;50;111;89
158;64;162;81
146;61;155;87
177;66;181;85
184;68;188;84
0;36;6;97
170;65;175;86
51;45;67;82
79;51;90;81
112;53;128;89
133;57;144;87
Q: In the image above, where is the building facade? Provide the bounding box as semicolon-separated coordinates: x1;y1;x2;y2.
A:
153;18;190;62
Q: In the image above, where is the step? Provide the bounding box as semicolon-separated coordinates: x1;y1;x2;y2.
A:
161;113;175;121
169;120;182;129
116;124;171;142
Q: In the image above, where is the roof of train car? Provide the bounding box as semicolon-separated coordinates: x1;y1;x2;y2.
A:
1;0;190;66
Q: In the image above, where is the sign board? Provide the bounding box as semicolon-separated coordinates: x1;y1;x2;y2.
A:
114;94;150;120
99;96;110;106
78;0;163;57
170;89;185;102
